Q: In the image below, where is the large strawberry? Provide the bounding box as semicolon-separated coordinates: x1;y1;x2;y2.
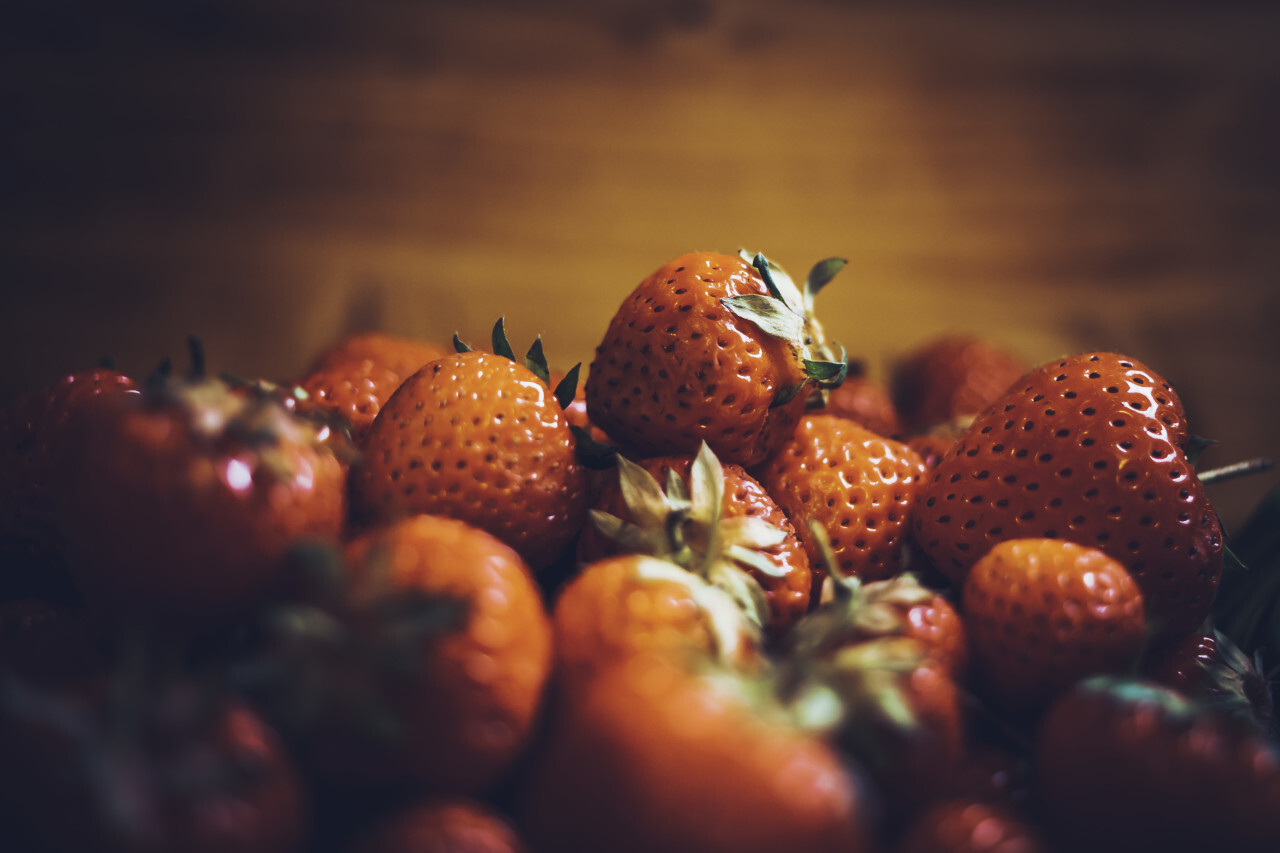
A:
577;443;813;635
914;352;1223;641
521;651;874;853
57;356;348;629
754;413;927;587
584;250;847;468
962;538;1146;711
1036;676;1280;852
350;320;588;571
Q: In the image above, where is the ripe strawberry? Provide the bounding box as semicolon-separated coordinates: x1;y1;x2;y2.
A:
895;799;1048;853
304;331;450;381
577;444;813;634
350;321;588;571
57;362;348;629
521;651;874;853
584;251;847;468
0;365;136;593
1036;676;1280;852
552;553;762;693
299;357;405;448
890;335;1026;433
0;674;307;853
962;538;1146;710
822;360;903;439
348;799;526;853
754;413;927;587
914;352;1223;641
1143;625;1272;731
245;515;552;795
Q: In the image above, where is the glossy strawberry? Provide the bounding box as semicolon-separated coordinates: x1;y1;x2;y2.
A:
914;352;1223;640
891;335;1026;433
0;366;136;588
754;413;927;587
351;322;588;570
57;369;348;629
963;538;1146;710
347;799;526;853
578;445;813;635
299;357;405;447
895;799;1048;853
247;515;552;795
1036;676;1280;852
585;251;846;467
305;331;451;381
522;651;874;853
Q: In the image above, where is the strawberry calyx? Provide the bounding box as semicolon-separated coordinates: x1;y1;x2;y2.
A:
720;252;849;408
588;442;788;629
454;317;581;411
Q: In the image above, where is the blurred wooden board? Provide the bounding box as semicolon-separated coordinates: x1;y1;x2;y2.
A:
2;0;1277;525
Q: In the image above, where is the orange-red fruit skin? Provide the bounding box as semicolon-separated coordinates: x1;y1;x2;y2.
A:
306;331;451;381
352;352;589;570
585;251;810;468
577;455;812;634
335;515;552;794
349;800;525;853
754;414;927;585
823;373;903;439
896;799;1048;853
914;352;1222;640
300;358;405;447
523;652;872;853
963;539;1145;710
891;335;1026;433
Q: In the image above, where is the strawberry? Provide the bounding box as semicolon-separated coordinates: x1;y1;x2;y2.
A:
1142;624;1273;731
299;357;405;448
753;413;927;587
1036;676;1280;852
890;335;1026;433
243;514;552;795
913;352;1223;641
584;250;847;468
350;320;588;571
577;443;813;635
521;651;874;853
822;360;903;439
304;331;450;381
347;799;526;853
0;365;136;596
895;799;1048;853
57;356;348;629
962;538;1146;711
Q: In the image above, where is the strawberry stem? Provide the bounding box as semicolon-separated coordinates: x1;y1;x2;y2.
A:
1198;458;1275;485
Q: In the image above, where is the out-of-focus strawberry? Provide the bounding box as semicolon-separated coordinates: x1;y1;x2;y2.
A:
351;320;588;571
347;799;526;853
822;360;903;438
895;798;1048;853
1143;624;1273;732
585;251;847;467
304;331;450;381
890;335;1026;433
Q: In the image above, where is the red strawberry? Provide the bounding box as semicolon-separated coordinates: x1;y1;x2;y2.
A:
822;360;903;439
521;651;874;853
895;799;1048;853
1036;676;1280;852
913;352;1223;641
584;251;847;467
891;335;1026;433
577;444;813;635
304;331;450;381
57;364;348;629
299;357;405;448
347;799;526;853
754;413;927;588
962;538;1146;711
1143;625;1273;731
350;321;588;571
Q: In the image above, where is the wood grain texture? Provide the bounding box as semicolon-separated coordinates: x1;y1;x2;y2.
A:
2;0;1277;525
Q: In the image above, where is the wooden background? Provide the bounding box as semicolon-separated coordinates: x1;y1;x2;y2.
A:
2;0;1277;528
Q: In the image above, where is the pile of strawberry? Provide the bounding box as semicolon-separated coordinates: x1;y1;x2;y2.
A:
1;249;1278;853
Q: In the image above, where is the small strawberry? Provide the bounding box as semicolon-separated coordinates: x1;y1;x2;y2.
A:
585;250;847;467
914;352;1224;641
1143;624;1273;732
521;651;874;853
962;538;1146;711
304;331;451;381
822;359;903;439
890;335;1026;433
1036;676;1280;852
242;514;552;795
753;413;927;588
347;799;526;853
299;357;405;448
895;799;1048;853
577;443;813;634
57;349;348;629
350;320;588;571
